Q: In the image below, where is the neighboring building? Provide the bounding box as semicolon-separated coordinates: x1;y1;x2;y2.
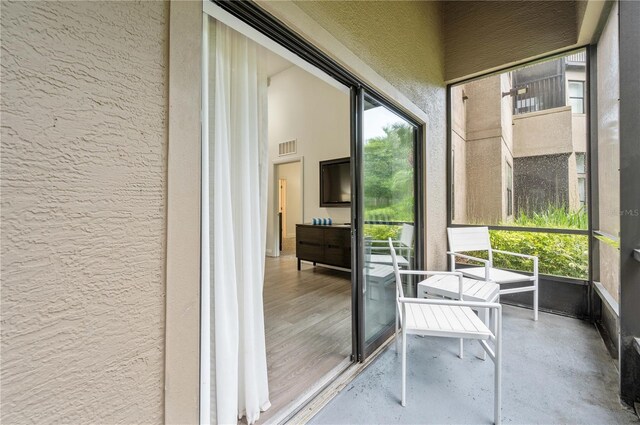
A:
452;52;587;224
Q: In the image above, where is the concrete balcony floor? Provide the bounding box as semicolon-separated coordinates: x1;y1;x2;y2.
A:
310;305;639;424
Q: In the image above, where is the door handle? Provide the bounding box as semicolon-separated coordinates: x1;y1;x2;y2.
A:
633;249;640;263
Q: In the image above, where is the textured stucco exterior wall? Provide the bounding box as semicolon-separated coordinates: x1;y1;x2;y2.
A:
444;1;578;81
458;75;509;224
287;1;448;268
1;1;168;422
465;76;502;141
513;107;574;157
466;137;504;223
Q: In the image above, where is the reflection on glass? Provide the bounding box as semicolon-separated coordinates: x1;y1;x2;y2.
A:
450;49;588;230
362;97;415;345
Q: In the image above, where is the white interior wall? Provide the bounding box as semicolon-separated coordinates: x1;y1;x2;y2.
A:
266;65;350;256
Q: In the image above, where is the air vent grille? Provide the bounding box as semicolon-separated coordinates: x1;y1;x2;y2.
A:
278;139;297;156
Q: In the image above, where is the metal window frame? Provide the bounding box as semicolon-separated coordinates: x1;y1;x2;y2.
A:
445;47;593;317
568;80;586;114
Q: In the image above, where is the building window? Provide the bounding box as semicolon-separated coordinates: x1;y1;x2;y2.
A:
576;152;586;174
569;80;585;113
576;153;587;206
506;160;513;216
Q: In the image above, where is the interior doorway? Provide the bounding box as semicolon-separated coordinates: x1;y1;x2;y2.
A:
275;160;302;256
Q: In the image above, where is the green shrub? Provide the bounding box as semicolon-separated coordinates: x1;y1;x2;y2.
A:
363;224;400;242
489;230;588;279
511;204;588;230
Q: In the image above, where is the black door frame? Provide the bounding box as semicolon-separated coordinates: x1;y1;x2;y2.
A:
213;0;425;362
355;88;424;359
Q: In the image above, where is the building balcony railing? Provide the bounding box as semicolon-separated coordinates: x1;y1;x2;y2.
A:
566;51;587;64
512;74;565;115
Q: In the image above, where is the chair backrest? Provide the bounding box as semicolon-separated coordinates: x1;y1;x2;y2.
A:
389;238;405;299
399;223;414;248
364;236;372;264
447;227;492;252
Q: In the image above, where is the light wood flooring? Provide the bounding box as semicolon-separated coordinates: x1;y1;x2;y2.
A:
258;253;352;423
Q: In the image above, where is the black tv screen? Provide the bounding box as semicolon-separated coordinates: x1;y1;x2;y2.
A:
320;157;351;207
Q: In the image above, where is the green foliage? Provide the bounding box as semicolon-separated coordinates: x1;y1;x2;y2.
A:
464;205;590;279
363;224;401;241
511;204;588;230
489;230;588;279
363;123;414;223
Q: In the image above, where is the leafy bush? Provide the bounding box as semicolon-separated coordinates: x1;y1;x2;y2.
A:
363;224;400;242
511;204;588;230
489;230;588;279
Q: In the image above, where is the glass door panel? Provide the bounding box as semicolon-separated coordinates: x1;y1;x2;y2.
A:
359;93;417;355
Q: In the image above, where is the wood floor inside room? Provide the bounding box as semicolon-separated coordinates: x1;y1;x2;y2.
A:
258;252;352;423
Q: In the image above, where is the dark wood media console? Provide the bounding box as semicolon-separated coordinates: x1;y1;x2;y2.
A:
296;224;351;270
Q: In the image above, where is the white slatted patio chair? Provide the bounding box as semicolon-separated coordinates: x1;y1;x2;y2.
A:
447;227;539;321
390;239;502;425
417;274;500;360
370;223;414;266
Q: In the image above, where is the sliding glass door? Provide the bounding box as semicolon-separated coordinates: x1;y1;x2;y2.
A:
355;90;420;358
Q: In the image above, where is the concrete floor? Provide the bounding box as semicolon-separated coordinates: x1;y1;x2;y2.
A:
310;306;639;424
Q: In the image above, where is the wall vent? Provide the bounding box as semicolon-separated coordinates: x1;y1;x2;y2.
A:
278;139;297;156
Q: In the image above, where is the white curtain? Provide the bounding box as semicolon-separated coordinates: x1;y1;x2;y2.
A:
210;21;270;425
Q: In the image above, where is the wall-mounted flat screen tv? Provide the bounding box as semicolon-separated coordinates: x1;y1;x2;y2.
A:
319;157;351;207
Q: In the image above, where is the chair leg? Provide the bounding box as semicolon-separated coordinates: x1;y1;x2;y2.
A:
401;328;407;407
459;339;464;359
533;277;539;321
495;317;502;424
479;308;489;361
395;307;400;355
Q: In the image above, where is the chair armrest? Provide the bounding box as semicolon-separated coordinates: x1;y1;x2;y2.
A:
398;297;502;311
447;251;491;265
492;249;538;261
371;239;401;245
492;249;538;275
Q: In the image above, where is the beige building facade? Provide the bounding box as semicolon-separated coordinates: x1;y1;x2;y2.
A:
452;54;587;225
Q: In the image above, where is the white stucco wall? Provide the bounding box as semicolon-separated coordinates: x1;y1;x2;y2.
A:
1;1;168;422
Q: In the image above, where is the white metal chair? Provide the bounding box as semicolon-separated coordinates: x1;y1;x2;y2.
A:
447;227;539;321
390;239;502;424
371;223;414;266
417;274;499;360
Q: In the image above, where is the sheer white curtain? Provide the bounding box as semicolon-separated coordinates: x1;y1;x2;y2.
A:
208;20;270;425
